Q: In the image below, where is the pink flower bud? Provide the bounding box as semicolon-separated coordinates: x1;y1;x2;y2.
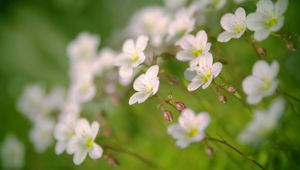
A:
226;85;236;94
163;110;173;122
175;102;186;112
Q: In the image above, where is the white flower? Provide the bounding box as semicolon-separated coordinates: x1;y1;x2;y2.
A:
29;116;55;153
165;0;187;9
67;119;103;165
184;53;222;91
218;7;247;42
167;108;210;148
246;0;288;41
238;97;285;144
67;32;100;61
128;7;170;47
44;86;66;112
92;48;116;76
242;60;279;105
1;134;25;170
168;8;195;41
54;113;78;155
176;30;211;66
129;65;160;105
115;35;149;78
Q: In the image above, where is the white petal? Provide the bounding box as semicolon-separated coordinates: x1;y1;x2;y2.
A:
133;74;146;91
176;51;193;61
177;34;195;50
221;14;237;32
73;150;87;165
122;39;135;54
129;92;149;105
218;31;233;42
270;60;280;79
252;60;270;78
66;137;79;154
179;108;196;130
199;53;213;68
254;30;271;41
88;144;103;160
247;94;263;105
202;76;213;89
275;0;288;15
91;121;99;139
195;30;207;47
167;124;185;139
176;139;190;148
195;112;211;130
242;76;263;95
212;62;223;77
145;65;159;78
75;119;91;138
246;13;264;31
187;79;203;91
235;7;246;20
257;0;274;15
136;35;149;51
119;66;133;78
55;142;66;155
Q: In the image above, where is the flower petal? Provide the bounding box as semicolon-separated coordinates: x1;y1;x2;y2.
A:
275;0;288;16
212;62;223;77
218;31;233;42
88;144;103;160
235;7;246;21
136;35;149;51
221;14;237;32
91;121;99;140
254;29;271;41
145;65;159;78
176;51;193;61
246;13;264;31
73;150;87;165
119;66;133;78
55;142;66;155
122;39;135;54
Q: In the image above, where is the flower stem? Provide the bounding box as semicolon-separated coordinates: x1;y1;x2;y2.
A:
205;136;265;170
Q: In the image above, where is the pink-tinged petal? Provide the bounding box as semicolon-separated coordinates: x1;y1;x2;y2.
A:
91;122;99;140
199;53;213;68
167;124;185;139
221;14;237;32
66;137;79;154
73;150;88;165
177;34;195;50
218;31;233;42
176;51;193;61
55;142;66;155
75;119;91;137
129;92;149;105
195;112;211;130
179;108;196;130
256;0;274;16
184;69;196;81
119;66;133;78
136;35;149;51
254;30;271;41
145;65;159;78
152;79;160;95
212;62;223;77
191;133;205;142
187;79;203;91
242;76;263;95
88;144;103;160
275;0;288;16
133;74;146;91
195;30;207;47
252;60;271;78
176;139;190;148
246;13;264;31
122;39;135;54
247;94;263;105
235;7;246;21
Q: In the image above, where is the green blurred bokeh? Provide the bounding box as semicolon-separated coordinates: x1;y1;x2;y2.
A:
1;0;300;170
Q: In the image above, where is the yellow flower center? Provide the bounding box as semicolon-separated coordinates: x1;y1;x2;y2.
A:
202;73;212;83
85;137;93;149
265;18;278;28
192;49;203;57
260;79;272;92
234;24;245;34
187;128;199;138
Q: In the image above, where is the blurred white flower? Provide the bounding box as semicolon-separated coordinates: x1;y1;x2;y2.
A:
54;113;78;155
242;60;279;105
67;119;103;165
67;32;100;61
233;0;246;3
115;35;149;78
167;108;210;148
238;97;285;144
129;65;160;105
165;0;187;9
218;7;247;42
184;53;222;91
29;116;55;153
128;7;170;47
1;134;25;170
205;0;226;9
176;30;211;66
168;8;195;42
92;48;116;76
44;86;66;112
246;0;288;41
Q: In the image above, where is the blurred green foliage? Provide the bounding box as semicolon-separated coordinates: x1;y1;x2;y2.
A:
1;0;300;170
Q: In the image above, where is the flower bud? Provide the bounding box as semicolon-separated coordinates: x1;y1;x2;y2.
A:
255;45;267;57
226;85;236;94
205;145;213;157
163;110;173;122
175;102;186;112
104;154;119;167
218;93;227;104
284;39;296;52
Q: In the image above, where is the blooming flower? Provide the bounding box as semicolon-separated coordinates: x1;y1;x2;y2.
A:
184;53;222;91
54;113;78;155
1;134;25;170
129;65;160;105
67;32;99;62
67;119;103;165
168;8;195;42
115;35;149;78
176;30;211;66
246;0;289;41
29;116;55;153
167;108;210;148
242;60;279;105
238;97;285;144
218;7;247;42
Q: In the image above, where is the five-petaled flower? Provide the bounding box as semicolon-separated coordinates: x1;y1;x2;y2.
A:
218;7;247;42
184;53;222;91
246;0;288;41
242;60;279;105
167;108;210;148
67;119;103;165
115;35;149;78
129;65;160;105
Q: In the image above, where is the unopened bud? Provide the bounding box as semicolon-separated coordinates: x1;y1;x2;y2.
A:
284;39;296;52
205;146;213;157
163;110;173;122
218;93;227;104
175;102;186;112
255;45;267;57
226;85;236;94
104;154;119;167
